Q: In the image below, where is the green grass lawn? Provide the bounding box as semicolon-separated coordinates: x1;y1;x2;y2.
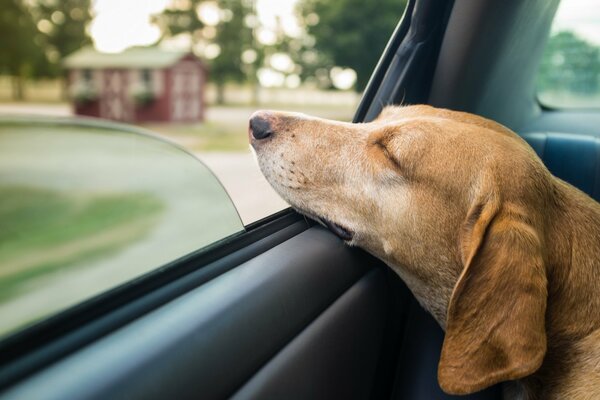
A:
0;185;164;301
144;104;355;152
146;120;251;152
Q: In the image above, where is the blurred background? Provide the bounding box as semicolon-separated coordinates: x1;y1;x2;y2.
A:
0;0;409;223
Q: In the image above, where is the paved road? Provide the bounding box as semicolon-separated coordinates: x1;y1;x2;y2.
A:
195;151;288;224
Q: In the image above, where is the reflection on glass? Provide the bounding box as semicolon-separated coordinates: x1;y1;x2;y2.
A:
0;117;243;337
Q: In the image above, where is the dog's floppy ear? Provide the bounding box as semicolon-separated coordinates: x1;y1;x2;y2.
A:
438;194;547;395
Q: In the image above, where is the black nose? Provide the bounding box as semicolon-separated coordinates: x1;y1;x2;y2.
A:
249;114;273;140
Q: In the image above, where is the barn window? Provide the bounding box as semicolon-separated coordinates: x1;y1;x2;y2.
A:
141;69;152;85
82;69;92;82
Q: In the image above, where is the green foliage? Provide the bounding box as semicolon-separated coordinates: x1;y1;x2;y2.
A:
0;185;164;300
537;30;600;95
156;0;257;98
31;0;93;76
210;0;255;86
131;86;155;107
0;0;40;75
156;0;205;38
0;0;92;98
299;0;407;91
0;0;46;98
72;85;98;104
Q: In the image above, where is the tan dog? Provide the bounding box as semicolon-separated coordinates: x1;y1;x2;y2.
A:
249;105;600;400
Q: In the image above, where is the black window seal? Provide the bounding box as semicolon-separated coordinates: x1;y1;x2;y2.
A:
354;0;415;123
355;0;455;123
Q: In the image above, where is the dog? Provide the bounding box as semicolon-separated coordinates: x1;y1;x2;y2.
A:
249;105;600;400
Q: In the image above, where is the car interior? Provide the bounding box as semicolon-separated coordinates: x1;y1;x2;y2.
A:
1;0;599;398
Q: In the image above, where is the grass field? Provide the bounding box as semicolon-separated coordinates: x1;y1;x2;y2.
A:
144;104;355;152
145;120;251;152
0;185;164;302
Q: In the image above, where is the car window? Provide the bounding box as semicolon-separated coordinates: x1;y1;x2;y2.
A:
0;0;404;337
0;0;404;224
536;0;600;108
0;117;242;337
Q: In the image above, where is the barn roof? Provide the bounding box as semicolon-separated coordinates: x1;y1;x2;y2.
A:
63;46;195;69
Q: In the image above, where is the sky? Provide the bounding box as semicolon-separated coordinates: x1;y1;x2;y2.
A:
90;0;301;53
89;0;600;54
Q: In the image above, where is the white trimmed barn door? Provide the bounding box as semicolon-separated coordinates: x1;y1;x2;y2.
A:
171;61;201;122
101;69;131;122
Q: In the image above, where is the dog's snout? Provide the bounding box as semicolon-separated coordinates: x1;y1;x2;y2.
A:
249;112;273;140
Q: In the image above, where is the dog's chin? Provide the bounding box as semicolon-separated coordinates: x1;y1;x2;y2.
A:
319;218;354;241
288;204;355;242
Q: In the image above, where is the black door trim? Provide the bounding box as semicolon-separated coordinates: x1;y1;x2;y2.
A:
354;0;455;123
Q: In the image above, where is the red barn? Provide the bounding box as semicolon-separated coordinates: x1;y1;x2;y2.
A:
64;47;207;123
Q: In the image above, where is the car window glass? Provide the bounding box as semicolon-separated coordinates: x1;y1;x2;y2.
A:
0;0;405;224
0;0;405;337
537;0;600;108
0;117;242;337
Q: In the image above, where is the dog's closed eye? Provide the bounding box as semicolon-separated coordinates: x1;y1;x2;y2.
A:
367;136;404;177
376;140;402;170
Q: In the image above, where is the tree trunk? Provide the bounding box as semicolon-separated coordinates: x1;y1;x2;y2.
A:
250;81;260;106
216;81;225;105
60;75;69;101
12;76;24;101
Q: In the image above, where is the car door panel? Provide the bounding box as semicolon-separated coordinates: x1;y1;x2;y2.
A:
390;297;502;400
0;214;307;389
3;224;504;400
3;227;387;400
232;268;389;400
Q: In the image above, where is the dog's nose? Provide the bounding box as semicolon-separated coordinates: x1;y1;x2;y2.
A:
249;113;273;140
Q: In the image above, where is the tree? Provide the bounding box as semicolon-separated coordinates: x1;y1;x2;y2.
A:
0;0;46;99
0;0;91;99
32;0;93;77
537;31;600;95
156;0;256;104
299;0;406;91
209;0;255;103
155;0;205;39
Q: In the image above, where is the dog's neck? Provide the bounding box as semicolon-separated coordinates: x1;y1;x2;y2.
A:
544;182;600;341
385;181;600;400
521;182;600;399
387;260;456;327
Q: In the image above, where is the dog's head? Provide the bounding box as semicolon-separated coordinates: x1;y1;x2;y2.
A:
250;105;551;394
